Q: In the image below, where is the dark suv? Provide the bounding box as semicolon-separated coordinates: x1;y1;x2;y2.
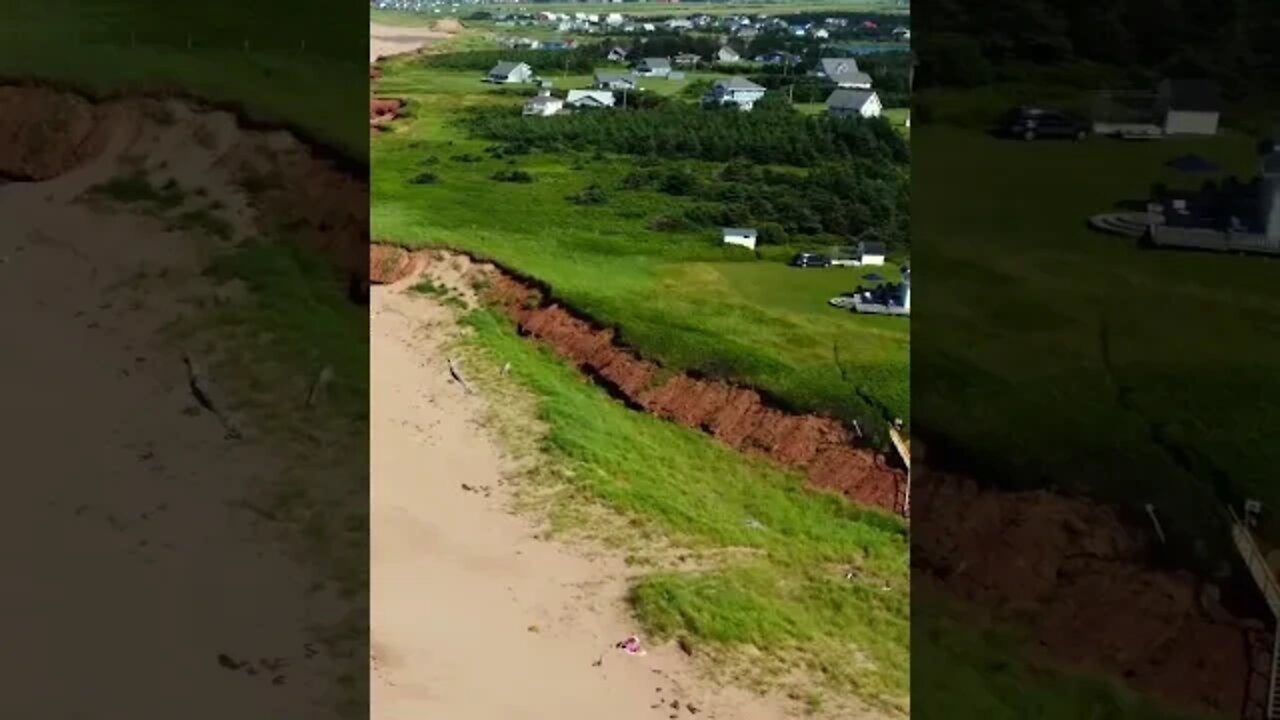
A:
1002;107;1090;141
790;252;831;268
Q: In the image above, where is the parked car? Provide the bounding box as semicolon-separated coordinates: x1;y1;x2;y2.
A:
1001;107;1090;141
790;252;831;268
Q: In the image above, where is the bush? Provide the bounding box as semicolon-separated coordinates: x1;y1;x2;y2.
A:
491;169;534;183
757;222;789;245
650;215;695;233
568;184;609;205
409;172;438;185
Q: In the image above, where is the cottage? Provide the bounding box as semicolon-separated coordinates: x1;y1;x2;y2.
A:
722;227;758;250
522;91;564;117
1157;79;1221;136
716;46;741;63
606;46;629;62
605;12;624;25
755;51;800;66
666;18;694;31
566;89;616;109
634;57;672;77
594;71;638;91
487;61;534;84
815;58;873;89
892;26;911;41
735;26;759;40
827;89;883;119
705;76;767;111
857;240;886;266
813;28;830;39
673;52;702;68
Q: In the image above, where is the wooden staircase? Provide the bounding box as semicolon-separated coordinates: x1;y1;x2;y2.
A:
1228;508;1280;718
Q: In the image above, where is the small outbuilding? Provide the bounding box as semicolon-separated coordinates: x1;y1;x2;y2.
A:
721;227;758;250
488;61;534;84
1157;79;1221;136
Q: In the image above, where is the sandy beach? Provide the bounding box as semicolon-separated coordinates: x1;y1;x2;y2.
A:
371;22;452;62
369;269;797;720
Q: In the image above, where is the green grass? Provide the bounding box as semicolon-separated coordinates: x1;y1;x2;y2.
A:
456;306;909;714
914;595;1214;720
913;124;1280;553
372;61;909;435
3;1;367;161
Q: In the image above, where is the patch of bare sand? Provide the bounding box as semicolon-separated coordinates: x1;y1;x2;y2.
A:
370;273;803;720
0;94;351;717
371;22;452;62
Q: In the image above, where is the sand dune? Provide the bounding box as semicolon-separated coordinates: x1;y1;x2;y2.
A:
371;22;451;62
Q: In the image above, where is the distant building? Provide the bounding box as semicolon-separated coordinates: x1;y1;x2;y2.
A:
522;91;563;116
673;53;703;67
634;57;672;77
755;51;800;66
594;71;638;91
716;46;741;64
487;61;534;84
722;227;758;250
814;58;873;89
566;89;616;109
607;46;630;62
1157;79;1221;136
857;240;887;266
892;26;911;41
705;76;767;111
827;89;883;119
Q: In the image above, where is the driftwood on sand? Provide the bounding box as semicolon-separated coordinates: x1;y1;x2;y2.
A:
182;350;244;439
448;357;473;394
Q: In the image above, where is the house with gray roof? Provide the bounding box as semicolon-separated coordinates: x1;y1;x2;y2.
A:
594;71;638;91
487;61;534;84
827;89;883;119
704;76;767;111
814;58;873;89
634;57;672;77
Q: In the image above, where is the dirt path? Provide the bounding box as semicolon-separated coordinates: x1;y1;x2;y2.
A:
0;97;341;716
370;272;799;720
370;22;452;62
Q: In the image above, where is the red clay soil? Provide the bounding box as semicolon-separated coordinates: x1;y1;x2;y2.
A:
370;245;414;284
914;471;1270;719
0;86;112;180
370;97;405;130
482;270;908;515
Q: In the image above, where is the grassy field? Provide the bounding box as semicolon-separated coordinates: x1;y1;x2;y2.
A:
448;303;908;714
913;122;1279;553
3;1;367;160
372;58;910;433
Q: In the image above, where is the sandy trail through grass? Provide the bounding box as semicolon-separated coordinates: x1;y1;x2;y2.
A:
371;22;451;62
369;271;804;720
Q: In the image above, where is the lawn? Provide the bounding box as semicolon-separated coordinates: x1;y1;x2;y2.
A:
913;124;1279;553
2;0;367;161
452;305;909;715
372;59;910;434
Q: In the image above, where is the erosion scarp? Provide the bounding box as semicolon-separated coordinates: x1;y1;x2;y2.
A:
369;245;908;516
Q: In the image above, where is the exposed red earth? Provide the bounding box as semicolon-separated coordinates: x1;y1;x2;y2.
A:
370;97;405;132
914;471;1271;719
0;86;113;180
369;246;908;516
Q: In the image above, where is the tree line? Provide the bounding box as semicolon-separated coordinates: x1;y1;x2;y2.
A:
463;100;909;168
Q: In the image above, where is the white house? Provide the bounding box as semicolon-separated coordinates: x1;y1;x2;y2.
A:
607;46;629;62
827;89;883;119
813;28;830;39
594;71;638;91
665;18;694;31
857;240;886;266
716;46;741;63
487;61;534;84
605;12;624;25
815;58;873;89
722;227;758;250
900;267;911;311
523;91;564;116
566;89;616;109
705;76;767;111
892;26;911;41
1157;79;1221;136
634;57;672;77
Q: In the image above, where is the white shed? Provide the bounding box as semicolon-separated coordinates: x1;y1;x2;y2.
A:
721;227;758;250
1157;79;1220;136
857;240;886;266
522;91;563;116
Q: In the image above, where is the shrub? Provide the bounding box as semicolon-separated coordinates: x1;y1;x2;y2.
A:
409;172;438;185
491;169;534;183
568;184;609;205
